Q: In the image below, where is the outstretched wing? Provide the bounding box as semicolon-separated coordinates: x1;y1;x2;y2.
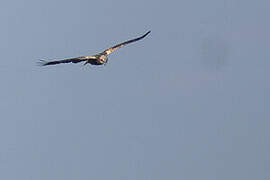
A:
38;56;97;66
103;30;151;55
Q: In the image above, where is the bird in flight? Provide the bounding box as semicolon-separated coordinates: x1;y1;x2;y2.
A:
39;31;151;66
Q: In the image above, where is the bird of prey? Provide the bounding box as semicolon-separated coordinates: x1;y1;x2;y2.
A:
39;31;151;66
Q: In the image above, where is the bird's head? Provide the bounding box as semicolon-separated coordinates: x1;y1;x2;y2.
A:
99;54;108;65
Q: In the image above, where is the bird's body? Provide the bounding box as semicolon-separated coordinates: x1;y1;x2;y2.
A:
39;31;151;66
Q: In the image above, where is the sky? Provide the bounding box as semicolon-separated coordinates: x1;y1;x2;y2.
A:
0;0;269;179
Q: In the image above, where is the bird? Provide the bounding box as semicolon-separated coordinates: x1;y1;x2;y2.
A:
39;31;151;66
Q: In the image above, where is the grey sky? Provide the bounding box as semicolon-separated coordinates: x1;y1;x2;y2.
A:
0;0;269;179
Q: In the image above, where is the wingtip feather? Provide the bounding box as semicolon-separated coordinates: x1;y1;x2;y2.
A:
37;59;48;66
142;30;151;38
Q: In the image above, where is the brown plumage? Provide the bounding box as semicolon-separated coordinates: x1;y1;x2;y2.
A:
39;31;151;66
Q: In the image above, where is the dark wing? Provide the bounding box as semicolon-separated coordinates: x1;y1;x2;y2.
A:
103;30;151;55
38;56;97;66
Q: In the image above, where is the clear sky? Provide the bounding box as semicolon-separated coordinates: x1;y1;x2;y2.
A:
0;0;269;179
